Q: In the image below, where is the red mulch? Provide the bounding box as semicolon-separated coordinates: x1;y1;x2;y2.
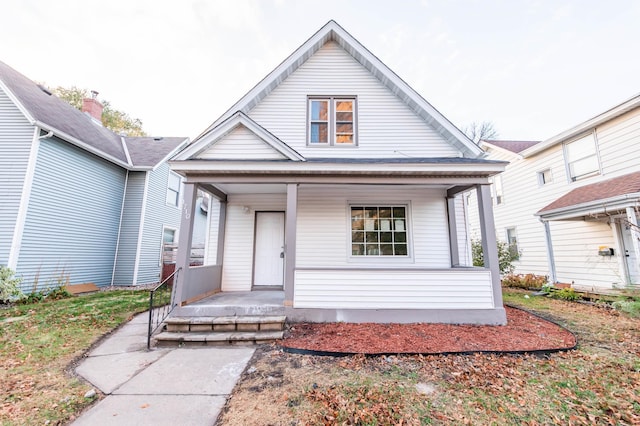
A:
280;306;576;354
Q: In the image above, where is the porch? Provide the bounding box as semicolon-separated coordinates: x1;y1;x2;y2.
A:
167;160;508;325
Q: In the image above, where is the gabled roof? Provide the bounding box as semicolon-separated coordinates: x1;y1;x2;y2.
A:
0;60;186;170
537;171;640;219
521;93;640;158
482;139;541;155
174;112;304;161
193;20;482;158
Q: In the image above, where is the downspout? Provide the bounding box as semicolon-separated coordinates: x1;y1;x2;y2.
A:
110;170;129;286
540;218;557;283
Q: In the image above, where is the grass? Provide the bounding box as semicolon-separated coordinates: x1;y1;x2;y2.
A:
0;290;150;425
219;290;640;425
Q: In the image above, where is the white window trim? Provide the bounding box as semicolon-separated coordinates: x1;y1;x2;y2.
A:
537;168;553;186
505;227;519;259
563;130;601;183
166;171;182;208
346;202;414;263
490;175;504;205
160;226;178;267
307;96;358;147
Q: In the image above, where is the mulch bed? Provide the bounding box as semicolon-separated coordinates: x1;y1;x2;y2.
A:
280;306;576;355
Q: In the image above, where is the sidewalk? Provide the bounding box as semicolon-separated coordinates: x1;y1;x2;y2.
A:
72;312;254;426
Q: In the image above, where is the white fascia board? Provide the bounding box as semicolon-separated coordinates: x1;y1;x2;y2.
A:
0;79;36;124
175;113;303;161
169;159;505;175
522;93;640;158
537;192;640;221
8;126;41;269
479;142;523;160
193;21;482;158
120;136;133;167
35;121;131;169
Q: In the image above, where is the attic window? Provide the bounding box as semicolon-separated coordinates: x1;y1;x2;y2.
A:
308;97;356;146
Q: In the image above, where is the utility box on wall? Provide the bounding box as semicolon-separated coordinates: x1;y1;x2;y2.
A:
598;246;614;256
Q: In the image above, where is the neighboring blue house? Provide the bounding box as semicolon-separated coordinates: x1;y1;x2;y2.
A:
0;60;189;291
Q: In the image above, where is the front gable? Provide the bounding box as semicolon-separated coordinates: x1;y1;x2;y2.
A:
248;41;461;159
193;21;482;159
174;112;304;162
196;125;287;160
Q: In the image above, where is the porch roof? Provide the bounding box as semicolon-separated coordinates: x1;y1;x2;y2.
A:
537;171;640;221
170;157;506;181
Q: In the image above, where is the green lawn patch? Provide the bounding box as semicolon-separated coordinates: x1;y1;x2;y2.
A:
0;290;149;425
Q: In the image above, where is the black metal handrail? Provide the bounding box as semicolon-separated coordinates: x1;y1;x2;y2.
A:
147;267;181;349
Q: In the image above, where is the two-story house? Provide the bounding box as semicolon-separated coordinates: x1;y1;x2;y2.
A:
477;94;640;290
167;21;507;325
0;60;189;291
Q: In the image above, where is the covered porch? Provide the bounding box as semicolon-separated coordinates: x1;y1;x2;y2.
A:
169;160;507;325
537;171;640;288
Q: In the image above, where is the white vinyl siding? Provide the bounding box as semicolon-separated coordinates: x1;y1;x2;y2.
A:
0;86;33;265
469;107;640;289
220;193;287;291
112;171;145;285
296;185;450;268
136;163;182;285
16;137;126;290
294;269;494;309
195;125;287;160
248;41;459;158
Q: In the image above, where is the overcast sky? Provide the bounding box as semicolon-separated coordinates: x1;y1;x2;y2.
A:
2;0;639;141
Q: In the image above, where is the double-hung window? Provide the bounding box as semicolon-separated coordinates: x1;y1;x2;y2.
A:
308;97;356;145
351;206;408;256
166;171;181;207
506;227;519;258
564;132;600;181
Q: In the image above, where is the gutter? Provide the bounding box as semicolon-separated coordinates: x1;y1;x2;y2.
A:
35;120;131;169
536;192;640;220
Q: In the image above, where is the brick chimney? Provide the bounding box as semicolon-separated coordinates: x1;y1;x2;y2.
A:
82;90;103;123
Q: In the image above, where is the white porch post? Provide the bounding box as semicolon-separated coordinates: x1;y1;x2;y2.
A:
540;219;557;283
446;196;460;267
173;182;197;307
476;184;504;307
284;183;298;307
625;207;640;276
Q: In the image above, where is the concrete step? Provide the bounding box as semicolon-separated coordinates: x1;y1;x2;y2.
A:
165;315;286;332
154;330;284;347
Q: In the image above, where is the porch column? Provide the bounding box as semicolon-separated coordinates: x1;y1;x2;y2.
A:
625;207;640;275
446;196;460;267
284;183;298;307
476;184;503;307
216;201;227;266
173;182;197;307
540;219;557;283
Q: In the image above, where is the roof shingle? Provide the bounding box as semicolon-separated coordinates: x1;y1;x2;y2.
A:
538;171;640;214
483;140;541;154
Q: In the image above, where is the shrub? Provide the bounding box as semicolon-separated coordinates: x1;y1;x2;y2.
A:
552;288;581;302
472;239;519;275
611;299;640;318
0;266;23;303
501;273;548;290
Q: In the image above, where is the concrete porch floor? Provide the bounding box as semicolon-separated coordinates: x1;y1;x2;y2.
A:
174;291;285;317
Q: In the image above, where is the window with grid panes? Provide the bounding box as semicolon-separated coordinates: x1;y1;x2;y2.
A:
308;97;355;145
350;206;408;256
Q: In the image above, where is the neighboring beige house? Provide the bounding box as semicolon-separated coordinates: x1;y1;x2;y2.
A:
470;94;640;291
167;20;508;325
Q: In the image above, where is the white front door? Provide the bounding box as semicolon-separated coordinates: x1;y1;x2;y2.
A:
621;224;640;284
253;212;285;287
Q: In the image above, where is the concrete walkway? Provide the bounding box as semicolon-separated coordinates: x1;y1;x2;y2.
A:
72;312;254;426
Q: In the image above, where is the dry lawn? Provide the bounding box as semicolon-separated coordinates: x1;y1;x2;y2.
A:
218;292;640;425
